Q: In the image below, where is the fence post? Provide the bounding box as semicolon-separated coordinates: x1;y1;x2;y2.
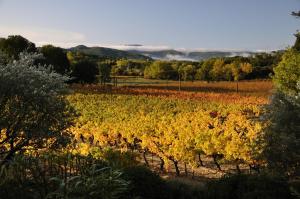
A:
179;73;181;91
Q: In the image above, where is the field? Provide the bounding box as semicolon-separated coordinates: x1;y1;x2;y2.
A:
68;80;273;180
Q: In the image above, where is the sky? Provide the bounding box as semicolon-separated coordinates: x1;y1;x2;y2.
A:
0;0;299;51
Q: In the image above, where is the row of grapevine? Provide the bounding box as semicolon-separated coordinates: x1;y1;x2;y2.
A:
67;93;265;175
71;83;269;105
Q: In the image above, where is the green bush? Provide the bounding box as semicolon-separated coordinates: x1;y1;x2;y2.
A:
0;154;129;199
0;179;40;199
273;48;300;96
206;174;293;199
121;166;168;199
290;180;300;198
166;178;204;199
48;165;128;199
90;147;138;169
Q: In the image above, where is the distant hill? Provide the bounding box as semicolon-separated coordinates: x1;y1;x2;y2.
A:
128;49;256;61
68;45;152;60
67;45;260;61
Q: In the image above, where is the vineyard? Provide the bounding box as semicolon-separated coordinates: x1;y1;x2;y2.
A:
71;80;271;104
67;82;270;178
2;1;300;197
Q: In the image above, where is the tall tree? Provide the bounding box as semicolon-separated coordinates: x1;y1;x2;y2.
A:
210;59;225;81
40;45;70;75
292;9;300;51
0;35;36;60
98;60;112;84
111;59;129;76
144;61;176;79
273;49;300;96
195;59;214;82
70;60;98;83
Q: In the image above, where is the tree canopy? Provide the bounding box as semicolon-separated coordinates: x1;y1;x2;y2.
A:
144;61;176;79
0;53;75;164
0;35;36;60
273;48;300;96
40;45;71;75
70;59;98;83
264;48;300;177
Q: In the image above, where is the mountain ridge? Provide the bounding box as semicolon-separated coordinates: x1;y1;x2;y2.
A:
68;45;152;60
66;45;270;61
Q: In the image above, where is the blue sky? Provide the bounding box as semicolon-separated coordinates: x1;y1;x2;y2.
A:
0;0;299;51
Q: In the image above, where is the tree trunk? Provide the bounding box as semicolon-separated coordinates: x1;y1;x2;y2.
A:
192;170;195;179
159;157;165;172
198;153;204;167
172;159;180;176
236;164;241;174
249;164;260;174
1;140;27;166
142;150;149;167
184;163;188;176
213;155;222;171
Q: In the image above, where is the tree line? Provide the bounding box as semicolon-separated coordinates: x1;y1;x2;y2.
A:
0;35;282;84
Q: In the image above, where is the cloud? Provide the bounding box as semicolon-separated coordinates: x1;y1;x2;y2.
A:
163;54;197;61
96;44;172;51
0;25;86;47
93;44;265;54
229;52;252;57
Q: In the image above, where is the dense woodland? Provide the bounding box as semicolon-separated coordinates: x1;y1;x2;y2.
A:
0;11;300;199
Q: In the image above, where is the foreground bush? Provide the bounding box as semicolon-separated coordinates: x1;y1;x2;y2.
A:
48;165;128;199
206;174;294;199
0;154;128;199
121;166;168;199
166;178;205;199
89;147;138;169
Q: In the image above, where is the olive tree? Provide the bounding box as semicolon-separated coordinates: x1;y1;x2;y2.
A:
0;53;75;164
264;49;300;177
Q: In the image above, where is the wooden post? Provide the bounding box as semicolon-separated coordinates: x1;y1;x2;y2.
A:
179;73;181;91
